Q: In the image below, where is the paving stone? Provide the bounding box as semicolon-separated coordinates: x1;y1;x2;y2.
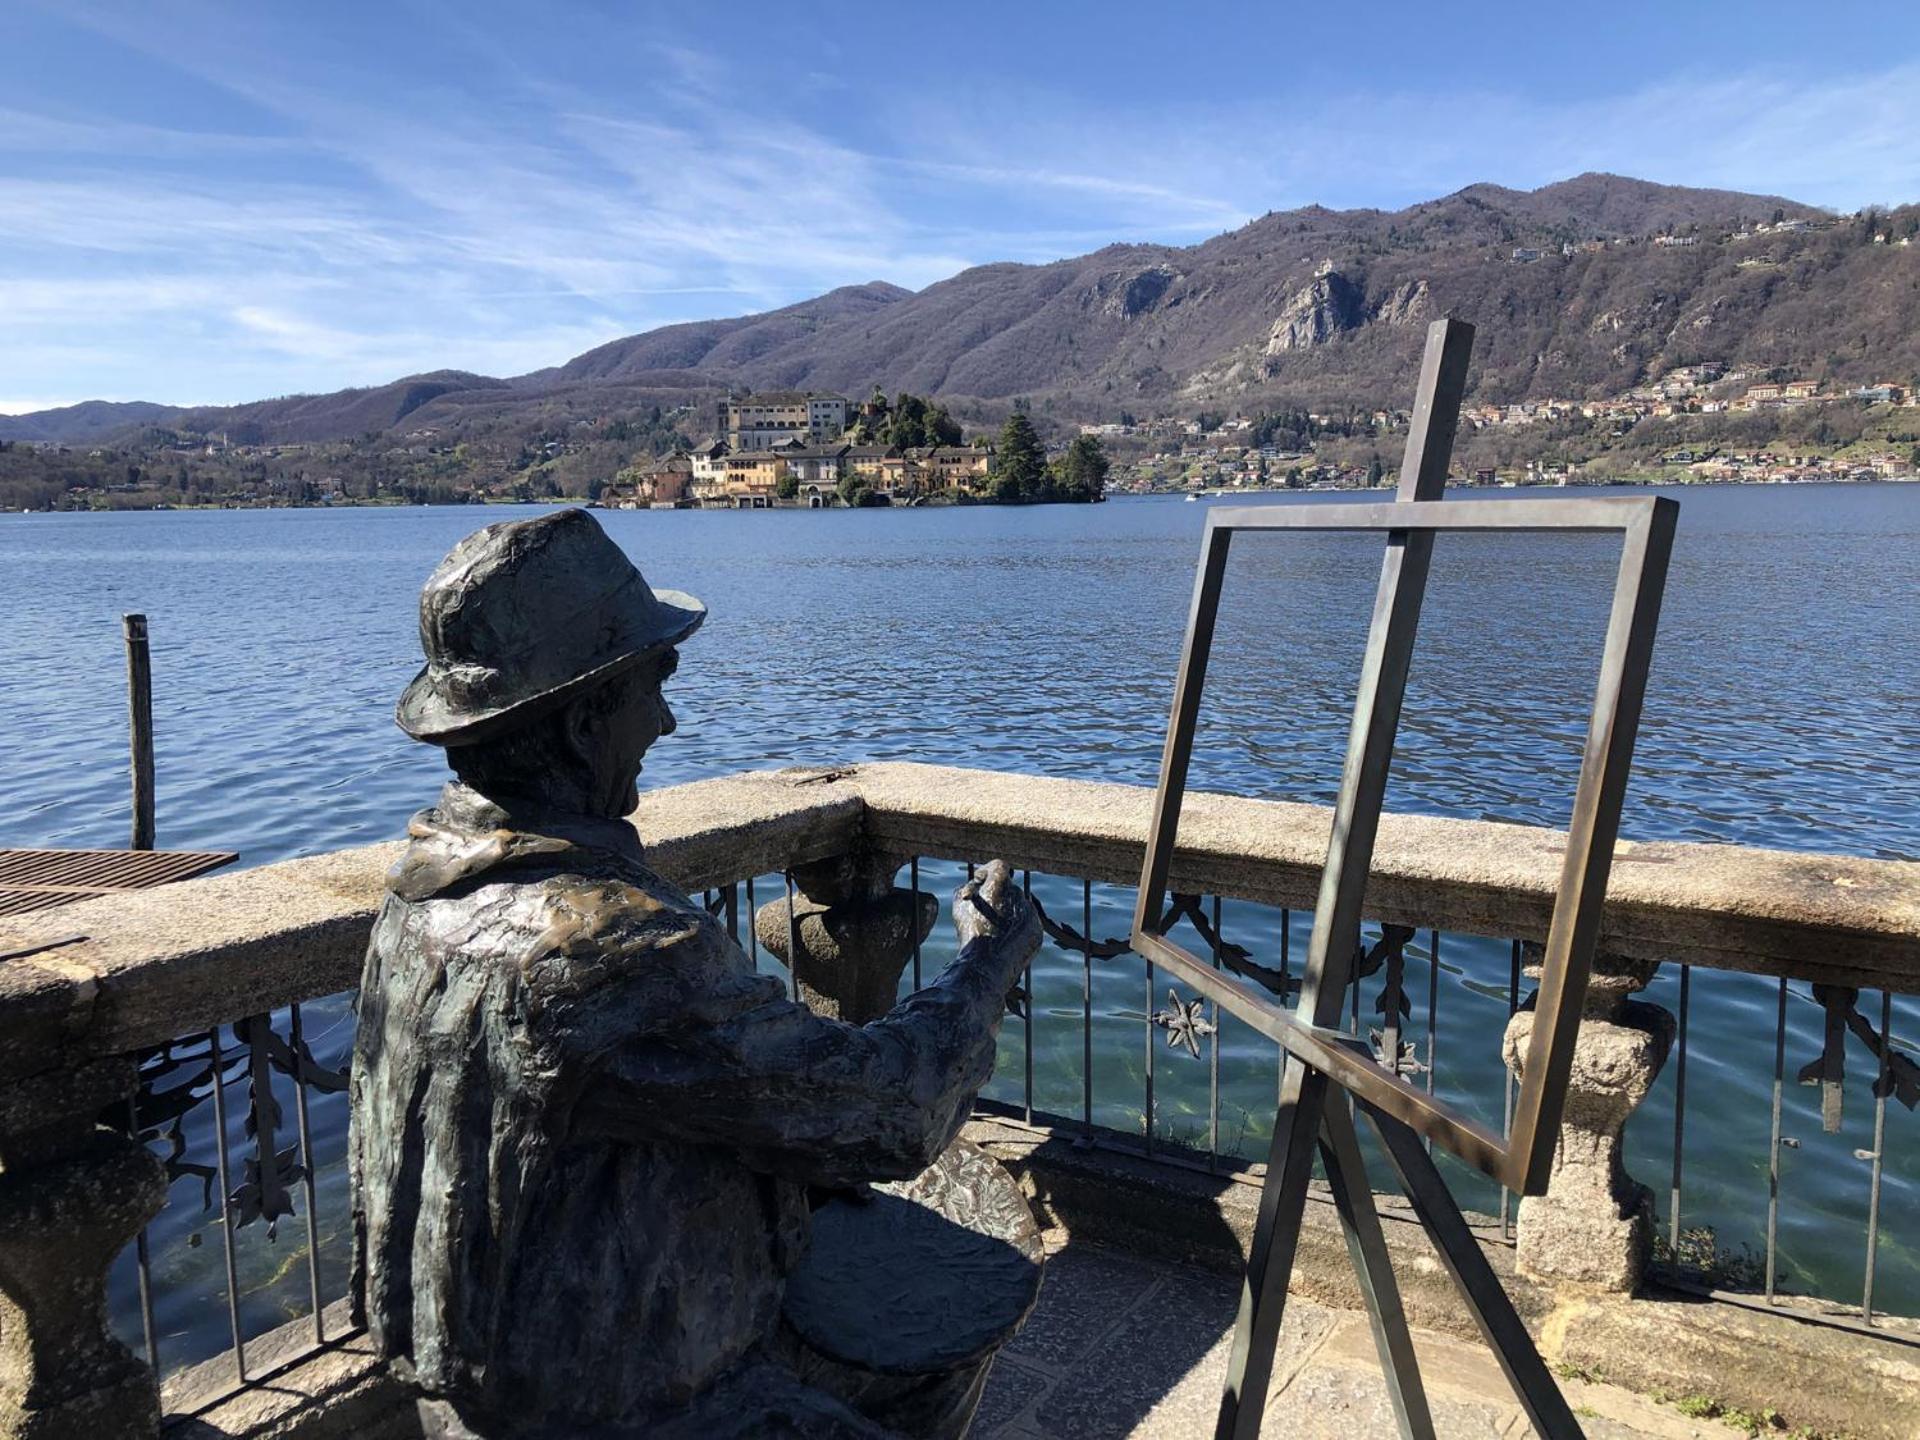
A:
1004;1243;1161;1371
1513;1376;1722;1440
1131;1296;1345;1439
1314;1309;1520;1404
1263;1357;1520;1439
971;1356;1053;1437
1547;1416;1716;1440
1036;1268;1335;1439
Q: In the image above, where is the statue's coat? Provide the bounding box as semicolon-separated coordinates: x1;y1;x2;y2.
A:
350;784;1009;1434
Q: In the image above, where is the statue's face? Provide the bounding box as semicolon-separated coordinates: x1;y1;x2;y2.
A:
593;649;678;816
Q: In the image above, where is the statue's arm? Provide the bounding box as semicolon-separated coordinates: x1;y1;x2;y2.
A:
576;861;1039;1187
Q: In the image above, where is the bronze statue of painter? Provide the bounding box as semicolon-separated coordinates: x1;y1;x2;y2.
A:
350;509;1041;1438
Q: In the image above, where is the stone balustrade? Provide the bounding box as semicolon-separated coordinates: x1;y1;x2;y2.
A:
1;762;1916;1437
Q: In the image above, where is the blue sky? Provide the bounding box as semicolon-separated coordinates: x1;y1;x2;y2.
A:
5;1;1919;411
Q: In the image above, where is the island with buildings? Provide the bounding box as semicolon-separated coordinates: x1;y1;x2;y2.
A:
620;390;1001;509
0;387;1116;511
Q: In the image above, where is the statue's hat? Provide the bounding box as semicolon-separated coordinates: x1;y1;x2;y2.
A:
395;508;705;746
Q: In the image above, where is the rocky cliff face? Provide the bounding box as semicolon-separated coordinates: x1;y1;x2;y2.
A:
1101;265;1179;320
1265;270;1367;354
1373;279;1431;326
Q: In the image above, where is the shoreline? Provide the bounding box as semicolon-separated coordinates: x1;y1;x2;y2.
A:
5;473;1914;515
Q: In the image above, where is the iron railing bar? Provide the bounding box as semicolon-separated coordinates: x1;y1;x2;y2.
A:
725;882;739;943
745;876;758;965
1501;939;1519;1243
1082;876;1094;1143
1278;908;1290;1109
1426;929;1439;1097
1144;941;1156;1159
1862;989;1891;1324
289;1003;325;1344
1425;928;1439;1157
127;1091;159;1375
783;872;800;1002
206;1025;248;1383
1022;869;1034;1125
1669;963;1690;1249
910;858;922;989
1765;976;1788;1304
1209;895;1222;1172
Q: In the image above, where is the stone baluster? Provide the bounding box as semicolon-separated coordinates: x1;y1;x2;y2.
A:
1502;946;1673;1293
753;852;938;1024
0;1052;166;1440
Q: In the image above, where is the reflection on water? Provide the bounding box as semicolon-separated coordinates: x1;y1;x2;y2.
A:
3;483;1915;1368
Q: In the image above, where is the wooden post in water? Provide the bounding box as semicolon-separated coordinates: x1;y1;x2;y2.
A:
124;612;155;850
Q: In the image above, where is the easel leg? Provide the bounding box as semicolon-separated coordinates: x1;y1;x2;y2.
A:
1363;1104;1583;1439
1318;1102;1434;1440
1216;1064;1329;1440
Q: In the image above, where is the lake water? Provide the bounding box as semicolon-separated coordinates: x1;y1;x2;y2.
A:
2;484;1915;1370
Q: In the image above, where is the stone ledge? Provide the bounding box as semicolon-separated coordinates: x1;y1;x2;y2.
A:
162;1303;414;1439
2;762;1912;1076
0;768;865;1066
961;1116;1920;1440
854;761;1920;987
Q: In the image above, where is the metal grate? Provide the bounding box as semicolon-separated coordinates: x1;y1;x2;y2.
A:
0;847;237;916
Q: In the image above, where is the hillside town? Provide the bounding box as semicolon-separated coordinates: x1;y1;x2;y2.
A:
1505;210;1916;266
376;367;1920;509
1098;366;1920;494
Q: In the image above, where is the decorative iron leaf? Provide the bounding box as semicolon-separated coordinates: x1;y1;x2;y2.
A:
1369;1028;1428;1079
1792;984;1920;1119
229;1143;305;1239
246;1017;349;1093
1151;987;1216;1059
1028;894;1132;960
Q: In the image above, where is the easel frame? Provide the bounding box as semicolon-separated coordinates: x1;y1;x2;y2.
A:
1130;319;1678;1438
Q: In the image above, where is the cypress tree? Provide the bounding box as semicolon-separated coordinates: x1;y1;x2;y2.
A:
993;413;1047;501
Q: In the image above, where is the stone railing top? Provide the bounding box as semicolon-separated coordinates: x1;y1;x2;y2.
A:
1;762;1912;1077
850;763;1917;985
0;770;861;1077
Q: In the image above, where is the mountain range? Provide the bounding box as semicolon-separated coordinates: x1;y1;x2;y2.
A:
7;173;1916;449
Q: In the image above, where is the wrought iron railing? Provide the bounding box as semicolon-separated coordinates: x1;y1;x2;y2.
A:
112;1002;354;1396
902;863;1918;1328
119;864;1919;1415
2;762;1912;1433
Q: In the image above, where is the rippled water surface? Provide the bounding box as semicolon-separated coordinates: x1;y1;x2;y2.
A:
4;484;1915;861
2;484;1915;1366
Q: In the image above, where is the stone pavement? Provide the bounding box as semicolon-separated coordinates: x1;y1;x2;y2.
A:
973;1235;1739;1439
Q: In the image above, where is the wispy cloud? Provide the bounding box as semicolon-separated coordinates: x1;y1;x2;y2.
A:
872;61;1920;223
5;3;1918;411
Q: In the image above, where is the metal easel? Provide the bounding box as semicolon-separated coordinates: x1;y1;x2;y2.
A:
1131;317;1678;1439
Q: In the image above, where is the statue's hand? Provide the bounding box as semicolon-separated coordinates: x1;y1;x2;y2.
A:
953;860;1042;988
